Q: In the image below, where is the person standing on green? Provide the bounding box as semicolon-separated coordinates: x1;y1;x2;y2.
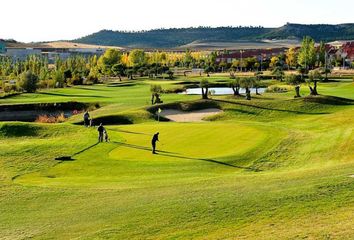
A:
97;123;105;142
83;111;90;127
151;132;159;154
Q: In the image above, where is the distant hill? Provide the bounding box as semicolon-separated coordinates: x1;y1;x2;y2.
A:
74;23;354;49
262;23;354;41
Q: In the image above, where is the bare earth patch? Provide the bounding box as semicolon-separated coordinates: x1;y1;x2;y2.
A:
160;108;222;122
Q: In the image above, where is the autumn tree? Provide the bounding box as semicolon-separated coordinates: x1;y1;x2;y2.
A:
98;49;122;76
285;47;297;70
318;41;326;67
52;70;65;88
269;56;280;70
298;36;316;70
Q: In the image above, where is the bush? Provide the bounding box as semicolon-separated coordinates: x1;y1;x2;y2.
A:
68;75;83;85
86;74;99;84
3;83;18;93
53;70;65;88
35;113;66;123
162;87;186;94
38;79;55;89
19;71;38;93
266;85;289;93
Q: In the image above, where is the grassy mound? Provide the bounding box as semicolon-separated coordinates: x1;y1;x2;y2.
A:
206;95;353;122
0;122;42;137
303;95;354;105
147;100;221;113
72;109;157;125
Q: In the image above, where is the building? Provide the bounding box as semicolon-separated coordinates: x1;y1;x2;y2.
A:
215;48;288;63
4;46;106;62
5;48;42;60
342;41;354;61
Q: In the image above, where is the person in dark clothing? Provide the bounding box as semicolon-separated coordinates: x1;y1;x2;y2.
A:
97;123;105;142
151;132;159;154
83;111;90;127
104;129;109;142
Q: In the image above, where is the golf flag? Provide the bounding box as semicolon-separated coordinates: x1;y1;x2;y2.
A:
158;108;162;113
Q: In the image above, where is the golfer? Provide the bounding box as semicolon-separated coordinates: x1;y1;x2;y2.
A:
98;123;105;142
151;132;159;154
83;111;90;127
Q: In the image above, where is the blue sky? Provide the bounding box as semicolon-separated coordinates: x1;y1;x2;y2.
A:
0;0;353;42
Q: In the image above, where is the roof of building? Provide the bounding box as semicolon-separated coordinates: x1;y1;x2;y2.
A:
216;48;287;60
342;41;354;58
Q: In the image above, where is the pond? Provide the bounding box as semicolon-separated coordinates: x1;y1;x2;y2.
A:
180;87;267;95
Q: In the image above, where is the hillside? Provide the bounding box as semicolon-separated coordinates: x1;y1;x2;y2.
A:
74;23;354;49
263;23;354;41
0;40;123;50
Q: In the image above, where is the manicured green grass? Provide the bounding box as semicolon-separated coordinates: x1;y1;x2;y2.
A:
0;81;197;108
0;77;353;239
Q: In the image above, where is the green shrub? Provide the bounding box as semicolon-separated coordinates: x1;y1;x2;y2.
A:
68;74;83;85
19;71;38;93
266;85;289;93
3;83;18;93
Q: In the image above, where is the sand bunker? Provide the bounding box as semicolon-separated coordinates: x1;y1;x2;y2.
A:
159;108;222;122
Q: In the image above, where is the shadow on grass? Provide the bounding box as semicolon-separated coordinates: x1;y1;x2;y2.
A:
113;142;176;154
71;86;110;92
215;99;329;115
113;141;260;171
39;92;108;98
55;142;99;161
109;129;150;135
226;108;257;115
107;83;137;88
72;142;100;157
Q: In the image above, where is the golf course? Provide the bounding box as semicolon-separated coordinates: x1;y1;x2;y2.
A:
0;76;353;239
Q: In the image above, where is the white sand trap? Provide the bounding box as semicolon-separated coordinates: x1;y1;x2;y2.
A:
160;108;222;122
349;175;354;178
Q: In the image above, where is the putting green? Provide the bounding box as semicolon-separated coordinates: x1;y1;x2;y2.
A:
110;123;266;160
15;122;276;188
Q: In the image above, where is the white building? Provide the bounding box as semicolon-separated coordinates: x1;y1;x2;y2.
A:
5;48;41;60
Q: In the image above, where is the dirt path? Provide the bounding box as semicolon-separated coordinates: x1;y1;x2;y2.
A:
159;108;222;122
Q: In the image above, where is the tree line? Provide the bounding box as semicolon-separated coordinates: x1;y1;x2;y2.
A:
0;36;352;96
0;49;215;93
